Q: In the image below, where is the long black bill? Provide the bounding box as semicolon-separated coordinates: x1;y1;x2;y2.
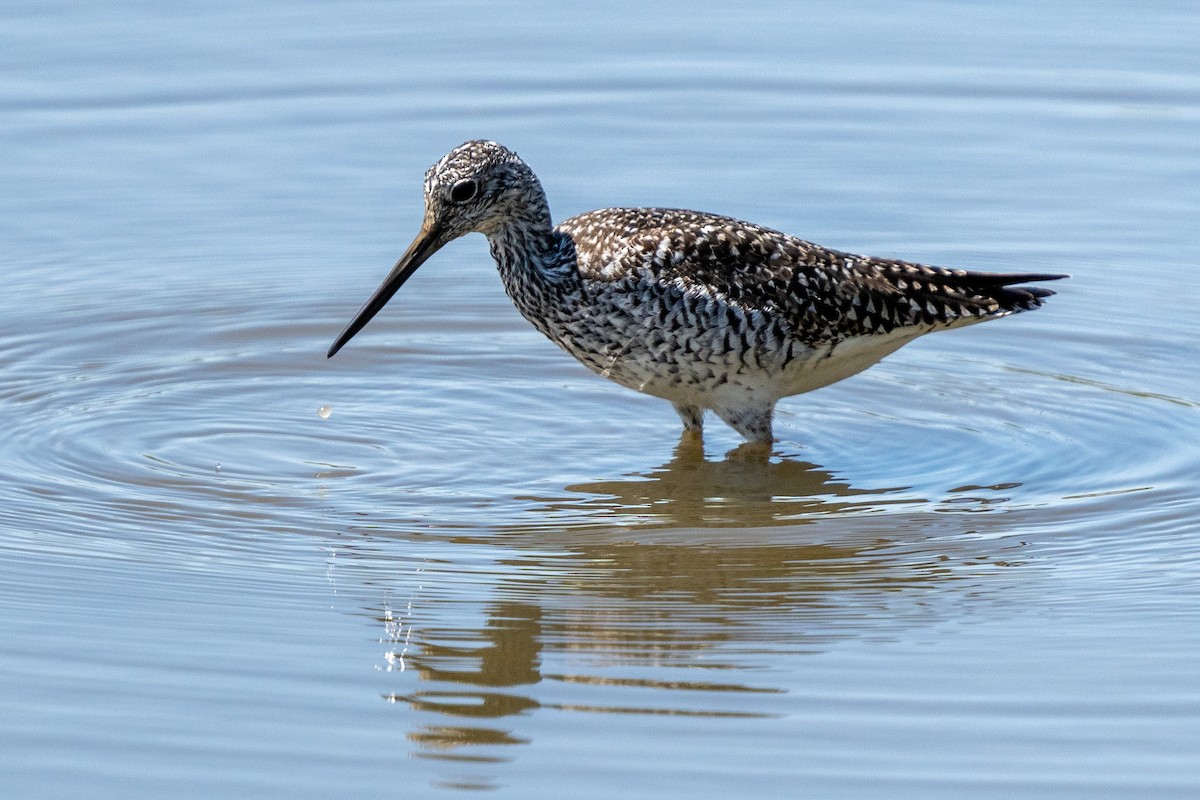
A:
327;223;443;358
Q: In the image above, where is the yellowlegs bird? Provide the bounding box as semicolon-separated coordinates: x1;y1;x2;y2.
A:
328;140;1066;444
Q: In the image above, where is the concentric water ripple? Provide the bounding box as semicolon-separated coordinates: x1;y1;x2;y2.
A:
4;275;1197;555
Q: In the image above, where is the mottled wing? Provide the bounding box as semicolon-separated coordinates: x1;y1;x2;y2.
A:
558;208;1066;347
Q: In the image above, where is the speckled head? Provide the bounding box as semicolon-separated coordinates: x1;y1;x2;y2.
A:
327;140;549;357
421;140;548;238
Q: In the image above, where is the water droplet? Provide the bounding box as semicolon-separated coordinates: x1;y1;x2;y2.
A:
318;405;332;419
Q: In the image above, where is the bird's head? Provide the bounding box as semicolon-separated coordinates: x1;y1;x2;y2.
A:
327;140;544;358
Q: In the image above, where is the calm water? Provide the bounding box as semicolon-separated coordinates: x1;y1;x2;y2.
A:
3;1;1200;797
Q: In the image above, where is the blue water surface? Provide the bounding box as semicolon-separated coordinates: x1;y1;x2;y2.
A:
3;1;1199;797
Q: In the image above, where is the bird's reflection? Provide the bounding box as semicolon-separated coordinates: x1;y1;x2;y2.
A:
529;436;911;530
387;602;541;762
336;447;1024;779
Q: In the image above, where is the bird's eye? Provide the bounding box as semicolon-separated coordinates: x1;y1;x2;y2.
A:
449;178;478;203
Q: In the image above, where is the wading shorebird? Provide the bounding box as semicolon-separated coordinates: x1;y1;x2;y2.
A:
328;140;1066;445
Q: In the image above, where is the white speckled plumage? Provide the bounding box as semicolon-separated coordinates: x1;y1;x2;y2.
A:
329;140;1067;444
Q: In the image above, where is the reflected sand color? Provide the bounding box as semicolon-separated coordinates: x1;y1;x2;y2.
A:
384;602;542;765
516;438;914;531
341;451;1029;774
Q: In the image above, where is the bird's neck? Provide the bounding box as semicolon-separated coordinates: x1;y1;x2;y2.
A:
486;195;573;292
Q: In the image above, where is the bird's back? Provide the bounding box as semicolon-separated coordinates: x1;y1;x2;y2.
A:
557;207;1064;348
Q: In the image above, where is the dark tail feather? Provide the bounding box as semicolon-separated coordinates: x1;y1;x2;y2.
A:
967;273;1071;286
944;272;1069;313
868;262;1067;329
981;273;1069;311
